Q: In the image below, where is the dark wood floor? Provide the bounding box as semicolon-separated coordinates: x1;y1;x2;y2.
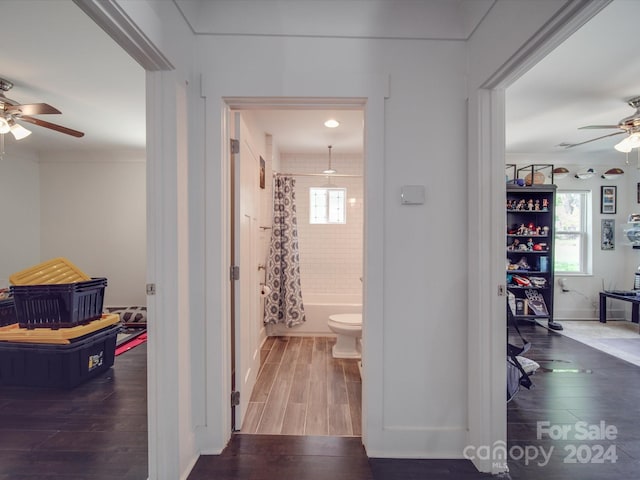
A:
506;320;640;479
2;324;639;479
0;342;147;480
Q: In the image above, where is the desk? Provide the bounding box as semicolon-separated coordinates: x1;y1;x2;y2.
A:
599;291;640;325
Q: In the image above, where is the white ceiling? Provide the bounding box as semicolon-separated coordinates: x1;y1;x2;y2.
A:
2;0;636;162
0;0;145;157
506;0;640;164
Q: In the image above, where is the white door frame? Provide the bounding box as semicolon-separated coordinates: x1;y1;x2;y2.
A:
218;96;380;449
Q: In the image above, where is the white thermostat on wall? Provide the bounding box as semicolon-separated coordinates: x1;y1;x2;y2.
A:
400;185;425;205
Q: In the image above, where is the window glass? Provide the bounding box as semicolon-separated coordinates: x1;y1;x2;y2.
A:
555;191;590;274
310;187;346;224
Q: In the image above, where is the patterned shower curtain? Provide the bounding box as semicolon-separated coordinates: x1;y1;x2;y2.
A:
263;176;306;327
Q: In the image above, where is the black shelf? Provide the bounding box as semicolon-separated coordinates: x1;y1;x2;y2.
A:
506;184;562;331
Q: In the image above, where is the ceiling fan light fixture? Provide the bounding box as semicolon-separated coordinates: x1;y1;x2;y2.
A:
615;136;633;153
10;122;31;140
0;117;10;134
628;132;640;148
324;119;340;128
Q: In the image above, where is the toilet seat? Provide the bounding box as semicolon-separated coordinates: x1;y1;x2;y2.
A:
328;313;362;328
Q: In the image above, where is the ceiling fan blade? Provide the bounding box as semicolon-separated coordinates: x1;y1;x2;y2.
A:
5;103;61;116
578;125;623;130
18;115;84;138
558;131;625;149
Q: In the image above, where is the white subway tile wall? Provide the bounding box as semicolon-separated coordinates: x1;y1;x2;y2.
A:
280;152;363;296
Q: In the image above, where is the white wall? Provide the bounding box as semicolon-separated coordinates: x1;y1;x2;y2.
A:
281;152;363;296
0;151;40;284
39;151;146;305
200;32;469;457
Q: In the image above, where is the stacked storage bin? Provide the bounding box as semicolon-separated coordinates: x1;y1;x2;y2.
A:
0;258;120;388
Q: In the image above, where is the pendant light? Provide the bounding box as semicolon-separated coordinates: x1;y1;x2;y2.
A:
323;145;336;174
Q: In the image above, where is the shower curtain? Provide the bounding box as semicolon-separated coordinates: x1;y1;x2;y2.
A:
263;176;306;327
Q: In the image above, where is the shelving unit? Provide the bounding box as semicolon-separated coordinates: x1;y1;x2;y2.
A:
506;184;562;331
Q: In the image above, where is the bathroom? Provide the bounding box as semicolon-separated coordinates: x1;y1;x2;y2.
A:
237;108;364;436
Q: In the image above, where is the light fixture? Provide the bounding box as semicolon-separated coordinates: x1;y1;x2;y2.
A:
615;131;640;153
574;168;595;179
0;117;10;134
552;167;569;179
9;121;31;140
601;167;624;179
323;145;337;174
324;119;339;128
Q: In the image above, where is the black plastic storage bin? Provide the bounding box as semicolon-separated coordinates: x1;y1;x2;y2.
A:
0;323;119;388
11;278;107;329
0;298;16;327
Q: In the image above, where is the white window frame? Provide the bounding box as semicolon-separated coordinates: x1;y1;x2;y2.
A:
554;190;592;275
309;187;347;224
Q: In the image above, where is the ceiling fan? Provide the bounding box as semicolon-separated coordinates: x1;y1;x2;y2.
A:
0;77;84;139
558;96;640;150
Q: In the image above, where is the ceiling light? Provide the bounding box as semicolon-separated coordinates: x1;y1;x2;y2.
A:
0;117;10;134
601;167;624;179
552;167;569;179
10;122;31;140
324;119;339;128
323;145;337;174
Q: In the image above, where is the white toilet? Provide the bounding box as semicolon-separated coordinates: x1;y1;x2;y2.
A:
328;313;362;359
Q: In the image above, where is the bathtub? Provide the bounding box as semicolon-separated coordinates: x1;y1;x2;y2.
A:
266;293;362;336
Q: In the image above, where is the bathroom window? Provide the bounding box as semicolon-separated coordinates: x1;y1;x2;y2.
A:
309;187;346;224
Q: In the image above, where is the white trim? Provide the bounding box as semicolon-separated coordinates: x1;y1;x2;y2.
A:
200;74;389;455
468;0;611;474
73;0;174;70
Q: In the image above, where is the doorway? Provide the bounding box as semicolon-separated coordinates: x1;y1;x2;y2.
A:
228;105;365;437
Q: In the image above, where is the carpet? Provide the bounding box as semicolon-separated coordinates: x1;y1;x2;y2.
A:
557;320;640;367
115;329;147;356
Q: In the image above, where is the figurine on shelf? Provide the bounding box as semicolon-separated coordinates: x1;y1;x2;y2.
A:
527;199;534;211
517;224;527;235
527;238;534;250
509;239;520;250
516;199;526;211
542;198;549;210
534;199;540;211
542;226;549;236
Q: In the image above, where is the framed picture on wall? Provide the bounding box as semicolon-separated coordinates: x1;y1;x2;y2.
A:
601;218;615;250
601;186;617;214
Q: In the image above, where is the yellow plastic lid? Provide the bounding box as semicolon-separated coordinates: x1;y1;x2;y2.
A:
0;313;120;344
9;257;91;285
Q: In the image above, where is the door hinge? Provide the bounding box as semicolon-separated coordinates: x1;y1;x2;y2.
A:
231;390;240;407
498;284;506;296
146;283;156;295
230;265;240;281
230;138;240;154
